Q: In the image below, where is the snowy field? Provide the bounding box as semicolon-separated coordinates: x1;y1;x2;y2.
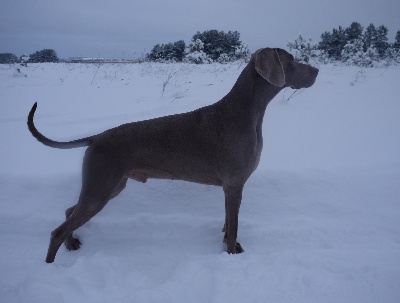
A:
0;60;399;303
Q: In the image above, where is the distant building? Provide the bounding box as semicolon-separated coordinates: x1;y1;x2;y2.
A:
69;57;105;63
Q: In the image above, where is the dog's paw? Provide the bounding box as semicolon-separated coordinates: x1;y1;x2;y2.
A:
226;242;244;254
65;236;82;251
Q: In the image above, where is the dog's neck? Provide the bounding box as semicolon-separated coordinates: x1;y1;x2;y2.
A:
218;58;283;128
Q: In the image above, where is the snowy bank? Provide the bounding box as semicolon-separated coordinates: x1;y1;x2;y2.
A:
0;62;399;302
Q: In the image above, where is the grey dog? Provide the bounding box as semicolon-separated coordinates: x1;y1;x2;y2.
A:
28;48;318;263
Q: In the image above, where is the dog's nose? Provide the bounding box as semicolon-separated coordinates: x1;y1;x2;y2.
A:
311;66;319;76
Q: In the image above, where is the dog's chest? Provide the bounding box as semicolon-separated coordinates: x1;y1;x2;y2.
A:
250;127;263;174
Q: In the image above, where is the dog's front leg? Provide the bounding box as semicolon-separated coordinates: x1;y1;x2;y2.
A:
223;185;244;254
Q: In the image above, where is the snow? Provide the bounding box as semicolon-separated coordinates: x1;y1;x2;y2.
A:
1;61;399;303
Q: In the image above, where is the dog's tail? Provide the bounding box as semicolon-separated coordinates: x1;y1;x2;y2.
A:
27;102;93;149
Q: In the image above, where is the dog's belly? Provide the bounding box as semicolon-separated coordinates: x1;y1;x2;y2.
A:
126;168;222;186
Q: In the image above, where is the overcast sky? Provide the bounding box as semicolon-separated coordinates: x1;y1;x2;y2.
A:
1;0;400;59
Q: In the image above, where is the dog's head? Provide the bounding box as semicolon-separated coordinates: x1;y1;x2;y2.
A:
254;48;318;89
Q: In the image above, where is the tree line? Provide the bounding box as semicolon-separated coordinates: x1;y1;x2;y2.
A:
0;49;59;64
146;30;250;63
288;22;400;66
2;23;399;66
0;30;250;64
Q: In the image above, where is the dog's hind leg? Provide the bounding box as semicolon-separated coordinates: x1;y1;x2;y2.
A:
45;151;125;263
62;177;128;252
46;195;109;263
63;205;82;251
110;177;128;200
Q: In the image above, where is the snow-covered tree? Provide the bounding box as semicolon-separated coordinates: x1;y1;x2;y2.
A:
147;40;185;62
183;39;213;64
232;43;251;62
363;24;377;51
393;31;400;50
148;30;249;64
287;35;320;63
189;30;250;62
217;53;230;63
387;30;400;64
29;49;58;63
316;22;396;66
0;53;18;64
341;38;365;65
345;22;363;43
318;26;347;60
375;25;389;58
384;47;400;65
341;38;381;67
362;46;379;67
215;45;250;63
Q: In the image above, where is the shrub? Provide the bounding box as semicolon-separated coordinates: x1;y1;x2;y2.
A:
147;40;186;62
0;53;18;64
148;30;250;63
190;30;249;61
183;39;213;64
29;49;58;63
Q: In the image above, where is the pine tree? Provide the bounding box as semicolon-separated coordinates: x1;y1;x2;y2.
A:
345;22;363;43
171;40;186;62
392;30;400;50
331;26;347;60
375;25;389;57
318;26;346;60
363;23;377;51
319;31;333;57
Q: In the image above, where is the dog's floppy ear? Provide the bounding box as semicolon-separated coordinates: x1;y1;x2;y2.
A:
255;48;285;87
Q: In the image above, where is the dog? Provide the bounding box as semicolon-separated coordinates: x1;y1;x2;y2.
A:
27;48;318;263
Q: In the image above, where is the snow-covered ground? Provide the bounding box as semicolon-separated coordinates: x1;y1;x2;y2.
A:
0;61;399;303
